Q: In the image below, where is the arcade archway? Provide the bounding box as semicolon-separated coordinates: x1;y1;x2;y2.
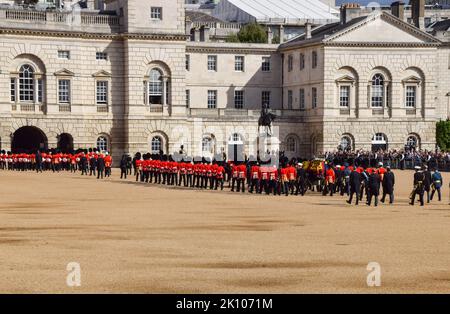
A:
57;133;74;153
12;126;48;153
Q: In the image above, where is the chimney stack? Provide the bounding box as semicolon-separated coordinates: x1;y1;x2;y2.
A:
391;1;405;21
305;21;312;39
340;3;361;25
411;0;425;30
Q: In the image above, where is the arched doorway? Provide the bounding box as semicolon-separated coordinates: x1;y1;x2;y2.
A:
228;133;244;162
12;126;48;153
57;133;74;153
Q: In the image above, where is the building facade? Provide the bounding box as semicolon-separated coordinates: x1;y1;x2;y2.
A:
0;0;449;164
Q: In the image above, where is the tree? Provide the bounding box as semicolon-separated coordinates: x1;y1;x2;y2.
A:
226;23;268;43
436;120;450;151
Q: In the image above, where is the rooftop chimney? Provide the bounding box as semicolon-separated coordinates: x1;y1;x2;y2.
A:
305;22;312;39
411;0;425;30
391;1;405;21
340;3;361;25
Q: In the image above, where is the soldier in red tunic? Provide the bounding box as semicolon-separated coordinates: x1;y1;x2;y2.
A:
249;163;260;193
215;163;225;190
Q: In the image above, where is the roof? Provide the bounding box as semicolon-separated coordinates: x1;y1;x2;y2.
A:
186;11;225;23
427;19;450;32
225;0;339;23
280;11;441;49
281;16;367;47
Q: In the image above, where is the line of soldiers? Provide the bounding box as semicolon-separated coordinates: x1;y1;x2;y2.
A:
2;150;445;206
0;150;113;180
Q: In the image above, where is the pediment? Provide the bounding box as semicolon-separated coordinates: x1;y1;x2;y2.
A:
336;75;355;83
402;75;422;84
54;68;75;76
325;12;440;45
92;70;111;77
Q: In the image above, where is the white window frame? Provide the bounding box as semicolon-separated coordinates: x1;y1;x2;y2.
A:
96;80;109;105
58;79;71;104
96;52;108;61
339;85;350;108
234;90;244;109
207;90;217;109
58;50;70;60
262;57;271;72
150;7;163;20
299;89;305;109
405;85;416;108
262;91;271;107
235;56;245;72
207;55;217;72
312;87;318;109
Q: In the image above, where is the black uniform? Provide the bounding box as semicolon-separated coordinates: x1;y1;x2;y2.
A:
367;172;381;207
410;171;425;206
423;169;432;203
347;170;361;205
381;170;395;204
97;156;105;179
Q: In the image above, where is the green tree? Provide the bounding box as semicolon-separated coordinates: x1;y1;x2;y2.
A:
237;23;267;43
436;120;450;151
226;23;268;43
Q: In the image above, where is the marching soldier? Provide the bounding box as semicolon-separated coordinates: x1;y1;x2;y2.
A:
367;168;381;207
410;166;425;206
104;152;113;178
280;165;290;196
237;162;247;193
215;163;225;190
430;168;443;202
249;162;260;194
346;167;361;205
380;166;395;204
97;153;105;179
423;165;432;203
324;165;336;196
295;163;306;196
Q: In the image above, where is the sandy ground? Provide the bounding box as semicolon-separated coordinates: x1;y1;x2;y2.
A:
0;169;449;293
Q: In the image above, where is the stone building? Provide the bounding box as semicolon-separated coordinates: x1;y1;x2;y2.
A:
0;0;449;164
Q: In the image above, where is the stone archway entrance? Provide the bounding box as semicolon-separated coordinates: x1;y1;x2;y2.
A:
12;126;48;153
57;133;74;153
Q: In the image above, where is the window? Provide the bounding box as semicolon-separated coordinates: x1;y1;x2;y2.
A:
96;52;108;60
312;51;318;68
405;86;416;108
235;56;244;72
207;90;217;109
207;55;217;71
340;136;352;151
262;91;271;107
186;89;190;108
371;74;384;107
373;133;387;143
300;53;305;70
340;86;350;107
96;81;108;104
19;64;34;102
288;55;293;72
202;137;214;154
151;7;162;20
286;137;296;152
185;55;190;71
262;57;271;72
58;80;71;103
97;136;108;152
406;135;418;149
234;90;244;109
312;87;317;108
10;78;16;102
37;79;43;103
299;89;305;109
287;90;293;109
58;50;70;59
151;136;162;153
148;69;163;104
231;133;242;143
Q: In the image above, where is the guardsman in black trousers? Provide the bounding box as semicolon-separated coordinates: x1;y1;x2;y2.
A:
423;165;432;203
89;154;97;176
410;166;425;206
120;155;128;179
347;168;361;205
97;154;105;179
380;166;395;204
367;171;381;207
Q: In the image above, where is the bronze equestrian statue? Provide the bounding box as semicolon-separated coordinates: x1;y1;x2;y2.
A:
258;103;277;135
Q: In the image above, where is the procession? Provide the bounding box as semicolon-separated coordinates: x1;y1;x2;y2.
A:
1;148;447;207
